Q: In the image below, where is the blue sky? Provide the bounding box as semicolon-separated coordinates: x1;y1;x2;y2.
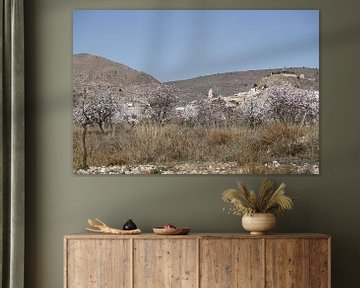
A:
73;10;319;82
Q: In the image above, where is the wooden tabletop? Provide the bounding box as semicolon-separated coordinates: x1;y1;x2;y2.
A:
64;232;330;240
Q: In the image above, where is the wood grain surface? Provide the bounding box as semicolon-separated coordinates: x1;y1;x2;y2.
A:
65;233;330;240
200;239;264;288
265;239;310;287
133;239;198;288
64;234;330;288
66;239;131;288
309;239;330;288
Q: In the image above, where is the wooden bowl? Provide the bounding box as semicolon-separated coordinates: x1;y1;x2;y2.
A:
153;227;190;235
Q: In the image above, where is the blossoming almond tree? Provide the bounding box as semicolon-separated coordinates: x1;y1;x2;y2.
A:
73;89;119;168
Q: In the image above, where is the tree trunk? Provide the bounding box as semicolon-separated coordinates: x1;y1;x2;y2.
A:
81;124;88;169
98;122;104;133
111;124;116;138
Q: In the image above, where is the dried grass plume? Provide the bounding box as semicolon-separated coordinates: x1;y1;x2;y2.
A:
222;179;294;216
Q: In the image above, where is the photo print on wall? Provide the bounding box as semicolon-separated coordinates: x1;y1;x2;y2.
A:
73;10;319;175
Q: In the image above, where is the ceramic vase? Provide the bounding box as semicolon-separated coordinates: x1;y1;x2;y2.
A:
242;213;276;235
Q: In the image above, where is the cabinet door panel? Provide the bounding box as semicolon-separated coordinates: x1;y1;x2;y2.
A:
310;239;330;288
66;239;131;288
265;239;310;288
200;239;264;288
134;239;198;288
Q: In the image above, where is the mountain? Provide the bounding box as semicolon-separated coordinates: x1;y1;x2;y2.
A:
73;53;161;99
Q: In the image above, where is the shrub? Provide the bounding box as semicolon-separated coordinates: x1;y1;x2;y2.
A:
206;129;232;145
264;86;319;123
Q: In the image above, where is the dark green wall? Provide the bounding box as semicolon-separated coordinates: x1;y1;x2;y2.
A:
24;0;360;287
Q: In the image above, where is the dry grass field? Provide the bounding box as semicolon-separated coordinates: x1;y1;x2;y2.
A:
73;122;319;174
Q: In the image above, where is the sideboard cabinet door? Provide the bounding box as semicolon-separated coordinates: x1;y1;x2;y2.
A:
265;239;329;288
200;239;264;288
309;239;330;288
133;239;198;288
66;239;131;288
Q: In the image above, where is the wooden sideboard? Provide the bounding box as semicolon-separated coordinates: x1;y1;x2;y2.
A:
64;233;330;288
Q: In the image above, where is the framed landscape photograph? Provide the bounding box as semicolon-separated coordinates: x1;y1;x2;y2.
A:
73;10;319;175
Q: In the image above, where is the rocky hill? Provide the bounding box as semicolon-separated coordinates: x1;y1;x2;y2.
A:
73;53;160;86
166;68;319;103
73;54;161;101
73;53;319;104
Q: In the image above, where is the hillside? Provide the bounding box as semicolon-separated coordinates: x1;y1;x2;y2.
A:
73;54;161;100
73;54;319;104
166;68;319;103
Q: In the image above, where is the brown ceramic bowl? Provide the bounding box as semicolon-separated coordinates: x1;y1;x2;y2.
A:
153;227;190;235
